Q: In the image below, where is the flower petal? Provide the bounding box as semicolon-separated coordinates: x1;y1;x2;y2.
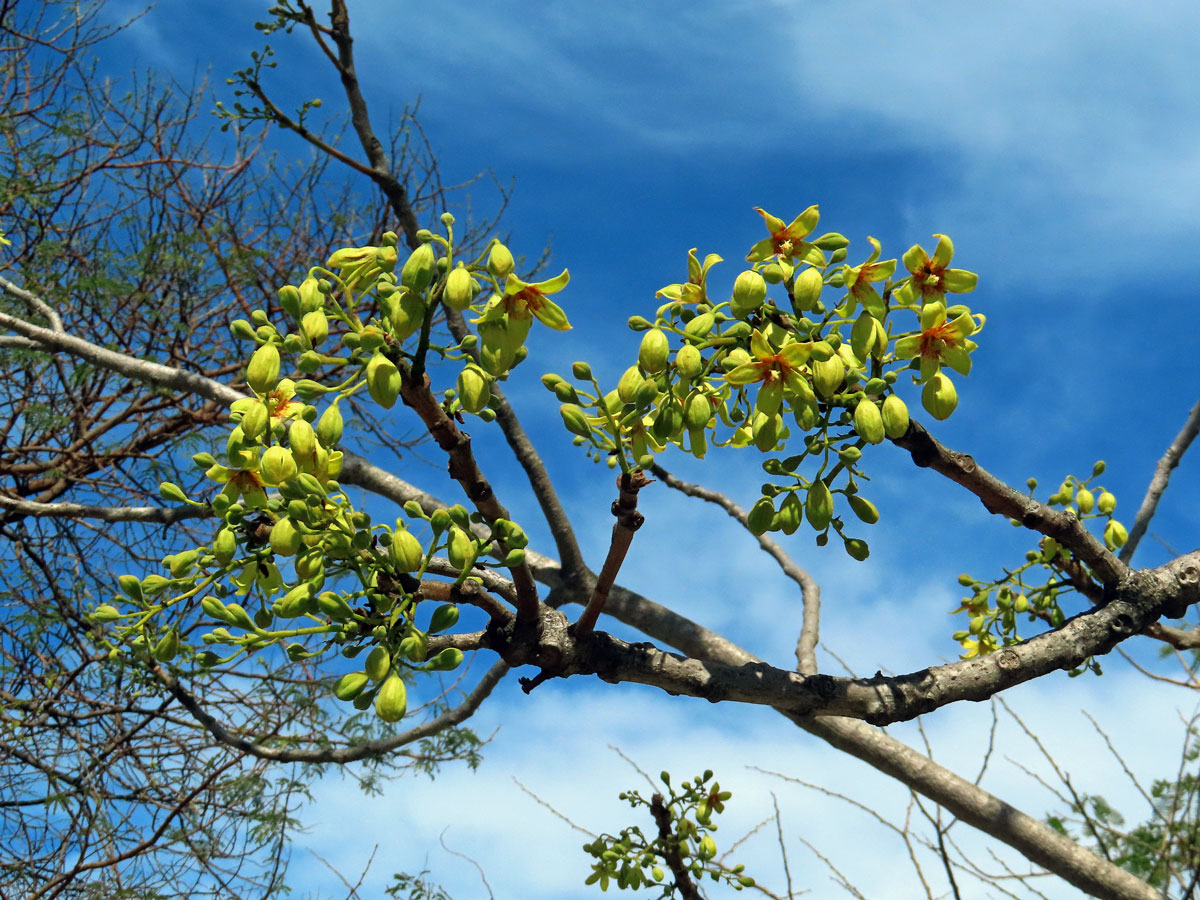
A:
532;296;572;331
943;269;978;293
533;269;570;294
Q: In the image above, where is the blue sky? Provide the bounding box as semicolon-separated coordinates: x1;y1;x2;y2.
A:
95;1;1200;897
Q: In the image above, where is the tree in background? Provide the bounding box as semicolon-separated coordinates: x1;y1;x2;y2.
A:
1;3;1198;900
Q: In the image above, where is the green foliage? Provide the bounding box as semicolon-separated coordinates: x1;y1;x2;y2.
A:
1046;724;1200;891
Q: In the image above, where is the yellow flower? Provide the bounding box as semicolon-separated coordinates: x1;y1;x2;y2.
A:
746;206;821;262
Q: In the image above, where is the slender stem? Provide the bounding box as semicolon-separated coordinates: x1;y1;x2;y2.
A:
574;471;649;638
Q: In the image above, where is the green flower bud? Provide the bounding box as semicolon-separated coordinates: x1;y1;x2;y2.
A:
881;394;910;439
246;342;281;394
316;591;353;621
774;491;803;535
730;270;767;318
289;418;317;458
805;480;833;531
813;232;850;250
387;290;426;341
1104;519;1128;550
400;242;436;292
853;399;885;444
1075;488;1095;514
301;309;329;346
240;400;269;441
638;328;670;373
425;648;464;671
334;671;369;701
457;364;491;414
269;517;302;556
152;629;180;663
747;497;775;535
428;603;459;634
683;311;715;339
674;344;703;380
375;672;408;722
843;537;870;561
365;352;402;409
791;266;823;313
847;493;880;525
91;604;121;622
365;645;391;682
487;242;514;279
159;481;189;504
316;403;343;448
447;526;474;571
560;403;592;438
260;445;299;485
390;526;424;572
571;361;592;380
617;365;644;403
751;411;781;452
201;595;234;624
278;284;302;319
683;392;712;430
1097;491;1117;515
811;355;844;398
921;372;958;420
274;583;314;618
444;265;479;310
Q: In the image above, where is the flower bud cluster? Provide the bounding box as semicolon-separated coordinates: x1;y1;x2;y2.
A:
547;207;983;561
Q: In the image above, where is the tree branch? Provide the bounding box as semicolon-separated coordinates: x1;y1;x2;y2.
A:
155;659;509;764
893;421;1125;585
1121;395;1200;564
652;463;822;676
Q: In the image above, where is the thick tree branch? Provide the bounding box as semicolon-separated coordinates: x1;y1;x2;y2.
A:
893;420;1126;585
539;562;1162;900
0;494;208;524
